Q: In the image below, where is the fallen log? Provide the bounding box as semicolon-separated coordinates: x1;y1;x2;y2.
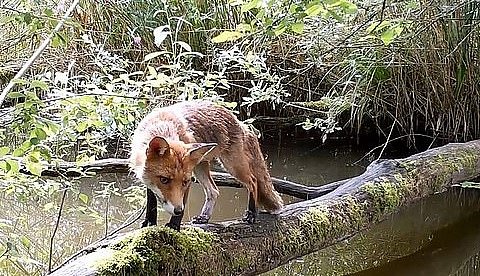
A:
50;140;480;276
41;158;343;200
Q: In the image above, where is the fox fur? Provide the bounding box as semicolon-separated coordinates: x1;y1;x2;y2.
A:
129;100;283;230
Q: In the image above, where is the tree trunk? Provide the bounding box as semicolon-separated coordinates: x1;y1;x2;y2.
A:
49;140;480;276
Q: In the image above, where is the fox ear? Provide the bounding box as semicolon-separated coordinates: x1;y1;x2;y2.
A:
186;143;217;164
147;137;170;157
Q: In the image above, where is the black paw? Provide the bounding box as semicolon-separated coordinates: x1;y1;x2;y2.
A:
192;215;210;224
242;210;256;224
141;220;157;228
165;222;180;231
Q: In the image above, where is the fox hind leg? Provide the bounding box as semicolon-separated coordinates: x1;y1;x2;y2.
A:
243;190;258;224
221;155;258;224
192;161;219;224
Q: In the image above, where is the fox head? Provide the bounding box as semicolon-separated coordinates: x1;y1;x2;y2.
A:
142;136;216;216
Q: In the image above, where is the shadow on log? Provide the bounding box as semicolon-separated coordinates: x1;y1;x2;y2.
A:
49;140;480;275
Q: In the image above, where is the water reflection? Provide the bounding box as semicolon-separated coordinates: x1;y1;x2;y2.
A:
353;189;480;276
265;188;480;276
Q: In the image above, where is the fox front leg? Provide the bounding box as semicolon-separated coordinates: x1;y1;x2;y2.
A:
165;213;183;231
142;188;158;227
192;163;219;224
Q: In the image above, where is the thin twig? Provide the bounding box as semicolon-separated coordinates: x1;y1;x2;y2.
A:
48;186;68;273
0;0;80;108
50;205;145;274
0;248;9;259
353;133;436;166
104;196;110;238
377;120;396;161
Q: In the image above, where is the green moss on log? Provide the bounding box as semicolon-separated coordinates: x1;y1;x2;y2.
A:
95;226;217;275
278;196;368;259
362;179;408;216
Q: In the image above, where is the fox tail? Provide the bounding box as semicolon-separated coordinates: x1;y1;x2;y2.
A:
246;132;284;213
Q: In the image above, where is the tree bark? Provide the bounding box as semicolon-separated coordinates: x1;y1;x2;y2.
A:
49;140;480;276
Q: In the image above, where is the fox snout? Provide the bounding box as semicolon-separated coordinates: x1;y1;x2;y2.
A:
173;206;183;216
162;200;184;216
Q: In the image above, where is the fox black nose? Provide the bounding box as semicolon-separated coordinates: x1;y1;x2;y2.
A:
173;206;183;216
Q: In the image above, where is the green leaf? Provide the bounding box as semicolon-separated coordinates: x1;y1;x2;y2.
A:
43;202;55;211
274;22;288;36
366;20;391;33
212;31;244;43
127;113;135;123
26;160;43;176
51;32;67;47
0;146;10;157
29;150;41;162
241;0;261;13
76;121;88;132
34;127;47;140
305;4;325;17
236;23;252;32
291;22;304;34
339;0;357;14
13;148;25;157
118;117;129;125
79;193;89;204
36;145;52;161
7;92;25;99
46;122;60;134
51;34;62;47
12;79;29;85
20;236;31;249
289;3;300;13
6;159;19;174
0;160;7;172
5;184;15;195
30;137;40;145
20;140;32;151
44;8;53;17
380;26;403;46
30;80;48;90
23;12;32;24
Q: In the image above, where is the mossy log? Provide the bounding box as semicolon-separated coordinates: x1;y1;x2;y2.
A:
50;140;480;276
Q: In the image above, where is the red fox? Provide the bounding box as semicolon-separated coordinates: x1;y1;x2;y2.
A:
129;100;283;230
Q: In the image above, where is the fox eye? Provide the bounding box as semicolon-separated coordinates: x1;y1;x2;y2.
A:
159;176;170;184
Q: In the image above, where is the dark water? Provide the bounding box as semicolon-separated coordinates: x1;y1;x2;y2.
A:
265;188;480;276
1;139;480;275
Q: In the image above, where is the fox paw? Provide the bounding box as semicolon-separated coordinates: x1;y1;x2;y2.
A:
141;220;157;228
192;215;210;224
242;210;256;224
165;222;180;231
